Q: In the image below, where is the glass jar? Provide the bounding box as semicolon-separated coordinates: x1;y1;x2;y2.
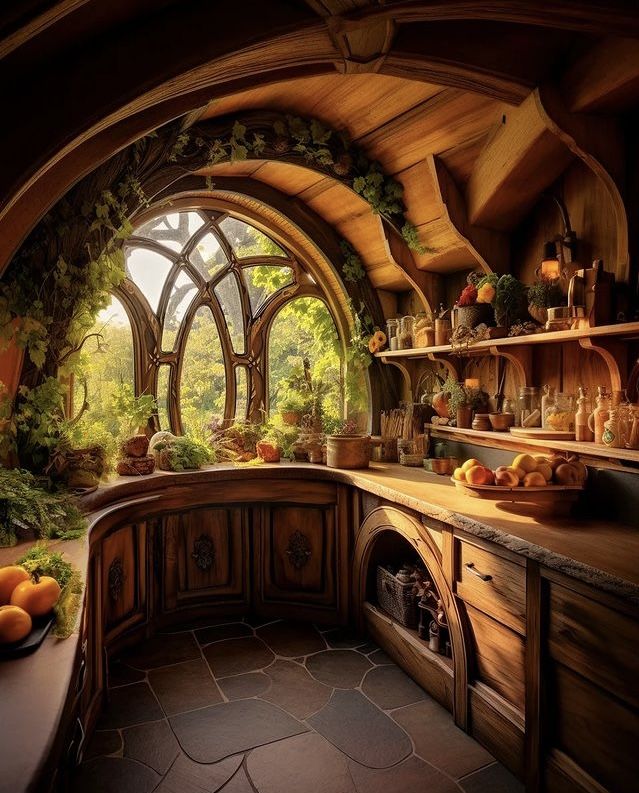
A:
544;392;576;432
398;315;415;350
518;386;541;427
386;318;399;351
414;312;435;348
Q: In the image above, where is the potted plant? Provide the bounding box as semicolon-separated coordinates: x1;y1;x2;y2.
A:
326;419;370;469
527;280;565;325
279;390;308;426
451;274;496;330
494;274;528;328
443;377;472;429
153;435;212;471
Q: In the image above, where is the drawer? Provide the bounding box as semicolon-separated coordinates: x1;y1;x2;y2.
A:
547;582;639;708
455;539;526;634
465;604;525;712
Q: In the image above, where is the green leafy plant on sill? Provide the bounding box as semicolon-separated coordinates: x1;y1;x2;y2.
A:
154;436;213;471
14;543;84;639
109;383;157;437
0;468;86;548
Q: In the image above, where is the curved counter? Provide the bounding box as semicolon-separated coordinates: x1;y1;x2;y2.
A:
1;461;638;793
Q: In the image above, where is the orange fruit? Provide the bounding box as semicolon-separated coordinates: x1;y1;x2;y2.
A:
10;575;61;617
461;458;482;473
0;566;30;605
0;605;32;644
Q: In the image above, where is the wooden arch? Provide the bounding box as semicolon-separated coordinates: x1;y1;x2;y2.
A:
352;505;469;728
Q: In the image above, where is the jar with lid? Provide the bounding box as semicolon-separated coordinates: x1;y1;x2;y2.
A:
398;315;415;350
414;312;435;348
544;392;575;432
518;386;541;427
541;385;555;428
386;318;399;351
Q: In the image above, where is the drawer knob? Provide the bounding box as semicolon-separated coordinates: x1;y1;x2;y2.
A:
464;562;492;581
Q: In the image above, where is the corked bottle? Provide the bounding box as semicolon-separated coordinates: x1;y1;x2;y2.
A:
575;386;594;442
588;386;611;444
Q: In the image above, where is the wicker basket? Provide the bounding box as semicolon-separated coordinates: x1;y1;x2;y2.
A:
376;566;419;628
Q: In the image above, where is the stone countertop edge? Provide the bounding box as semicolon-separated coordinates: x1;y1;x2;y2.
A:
80;462;639;606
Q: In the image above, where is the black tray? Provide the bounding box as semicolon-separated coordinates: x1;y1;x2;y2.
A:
0;613;55;660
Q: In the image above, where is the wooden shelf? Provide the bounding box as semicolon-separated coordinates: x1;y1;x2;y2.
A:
363;601;453;673
376;321;639;361
427;423;639;465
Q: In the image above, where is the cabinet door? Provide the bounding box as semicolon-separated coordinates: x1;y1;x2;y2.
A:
160;506;250;617
101;522;148;644
255;497;347;624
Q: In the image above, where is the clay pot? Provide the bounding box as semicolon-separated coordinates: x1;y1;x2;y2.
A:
120;434;150;458
456;405;473;429
528;304;548;325
256;441;281;462
326;435;370;469
281;411;301;426
116;455;156;476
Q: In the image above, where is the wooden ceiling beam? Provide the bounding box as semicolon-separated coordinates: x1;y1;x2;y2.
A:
335;1;639;38
561;37;639;113
466;91;575;231
0;0;90;59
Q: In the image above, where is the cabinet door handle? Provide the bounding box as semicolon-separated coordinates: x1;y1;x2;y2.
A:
464;562;492;581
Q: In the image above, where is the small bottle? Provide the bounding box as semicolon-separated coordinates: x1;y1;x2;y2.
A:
588;386;611;444
541;385;555;429
575;386;594;442
602;409;621;448
518;386;541;428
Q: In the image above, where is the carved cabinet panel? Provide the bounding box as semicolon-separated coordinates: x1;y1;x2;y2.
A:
254;492;348;624
100;523;147;642
159;506;250;617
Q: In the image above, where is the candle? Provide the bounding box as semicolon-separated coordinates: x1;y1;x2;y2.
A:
464;378;480;389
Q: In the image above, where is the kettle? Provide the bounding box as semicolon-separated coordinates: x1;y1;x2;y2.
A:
568;259;614;327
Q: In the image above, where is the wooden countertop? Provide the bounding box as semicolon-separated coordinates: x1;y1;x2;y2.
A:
1;461;638;793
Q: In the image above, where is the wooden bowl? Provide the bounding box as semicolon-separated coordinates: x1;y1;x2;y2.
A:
489;412;515;431
450;477;583;515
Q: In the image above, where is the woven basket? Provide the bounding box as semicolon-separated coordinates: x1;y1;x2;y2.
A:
452;303;495;329
376;566;419;628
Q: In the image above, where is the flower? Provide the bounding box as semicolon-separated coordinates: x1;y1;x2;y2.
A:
476;283;496;304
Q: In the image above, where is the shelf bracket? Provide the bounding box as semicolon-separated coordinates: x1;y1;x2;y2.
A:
578;337;626;393
381;357;415;401
427;352;460;380
488;345;532;389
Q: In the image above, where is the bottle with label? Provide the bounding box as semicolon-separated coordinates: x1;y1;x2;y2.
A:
575;386;594;442
602;409;621;448
588;386;611;444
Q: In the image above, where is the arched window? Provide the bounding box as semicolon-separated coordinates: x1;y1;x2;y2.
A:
76;207;346;438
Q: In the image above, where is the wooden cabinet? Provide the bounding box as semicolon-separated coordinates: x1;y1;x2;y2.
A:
100;522;148;644
541;575;639;793
253;483;348;624
158;506;250;621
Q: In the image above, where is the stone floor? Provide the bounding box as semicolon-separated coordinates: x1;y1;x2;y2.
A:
73;617;524;793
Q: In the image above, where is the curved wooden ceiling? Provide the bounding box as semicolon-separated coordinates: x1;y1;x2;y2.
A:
1;0;638;289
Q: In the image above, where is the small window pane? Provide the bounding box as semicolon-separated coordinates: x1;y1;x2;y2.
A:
65;295;135;456
126;247;173;313
135;211;205;252
163;270;198;351
189;231;228;280
269;297;342;431
157;364;171;430
219;217;286;258
214;273;245;354
243;265;294;315
180;306;226;440
235;366;248;421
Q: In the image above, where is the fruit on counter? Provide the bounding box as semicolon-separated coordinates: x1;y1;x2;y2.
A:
10;574;61;617
0;605;32;644
453;467;466;482
547;453;568;471
535;462;553;482
465;465;495;485
494;468;519;487
512;453;537;474
0;566;30;605
523;471;548;487
461;458;482;473
554;463;581;485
